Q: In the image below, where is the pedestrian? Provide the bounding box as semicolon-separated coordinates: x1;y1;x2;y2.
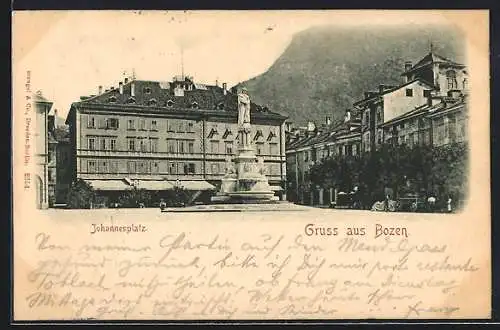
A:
427;195;436;212
447;196;452;213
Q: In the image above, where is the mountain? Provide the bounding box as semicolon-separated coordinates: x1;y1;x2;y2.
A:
237;25;465;126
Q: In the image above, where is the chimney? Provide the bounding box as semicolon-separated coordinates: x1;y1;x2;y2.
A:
379;84;388;93
326;116;332;126
124;77;129;84
223;83;227;95
131;82;135;97
307;121;316;132
215;79;219;87
98;85;103;95
404;61;412;72
119;82;123;94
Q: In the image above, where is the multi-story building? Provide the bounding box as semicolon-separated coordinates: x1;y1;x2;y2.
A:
33;91;53;209
285;111;361;205
284;50;468;207
354;51;468;151
65;75;288;205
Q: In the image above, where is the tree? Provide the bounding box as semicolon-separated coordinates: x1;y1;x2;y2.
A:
118;188;153;208
66;179;96;209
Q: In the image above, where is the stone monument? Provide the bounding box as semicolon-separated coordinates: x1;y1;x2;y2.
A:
211;87;276;203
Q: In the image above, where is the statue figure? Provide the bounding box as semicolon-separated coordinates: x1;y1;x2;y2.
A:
257;157;266;175
238;87;251;126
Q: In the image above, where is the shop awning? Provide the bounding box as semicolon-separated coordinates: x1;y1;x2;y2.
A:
86;180;132;191
269;185;283;191
134;180;174;190
172;180;215;191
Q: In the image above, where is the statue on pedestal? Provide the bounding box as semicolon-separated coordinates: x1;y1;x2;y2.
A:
238;87;252;148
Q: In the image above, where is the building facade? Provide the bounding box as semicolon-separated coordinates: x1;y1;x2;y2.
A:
66;76;287;205
33;91;53;209
285;50;468;207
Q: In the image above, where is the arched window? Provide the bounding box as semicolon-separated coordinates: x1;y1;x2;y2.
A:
127;97;136;104
217;102;224;110
446;70;458;90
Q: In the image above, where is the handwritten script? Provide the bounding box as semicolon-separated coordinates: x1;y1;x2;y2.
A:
19;227;481;320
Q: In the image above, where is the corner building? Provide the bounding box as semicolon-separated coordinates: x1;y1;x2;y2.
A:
66;76;287;205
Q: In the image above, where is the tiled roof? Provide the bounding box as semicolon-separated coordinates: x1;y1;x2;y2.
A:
403;52;465;75
76;78;283;118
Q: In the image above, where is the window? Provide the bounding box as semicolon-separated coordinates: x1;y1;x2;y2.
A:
127;161;136;173
463;78;468;90
167;139;177;153
446;70;458;90
211;163;219;174
191;102;199;109
225;141;233;155
127;97;136;104
100;138;106;151
177;122;185;133
139;119;146;130
364;132;371;152
88;137;96;150
140;139;148;152
98;118;107;129
187;122;194;133
223;129;233;140
178;140;185;154
107;118;119;129
169;162;177;174
107;96;117;103
144;87;152;94
210;141;219;154
187;163;195;175
254;130;263;141
406;88;413;97
256;142;264;155
110;139;116;151
128;119;135;130
269;143;278;155
413;132;419;145
267;130;277;142
353;144;358;156
207;127;219;139
423;90;431;98
87;116;96;128
304;150;309;162
128;138;135;151
138;161;149;173
88;160;96;173
110;161;118;173
152;162;159;174
100;161;109;173
147;98;157;106
167;120;175;132
150;138;158;153
166;100;174;107
151;120;158;131
376;106;382;123
188;141;194;154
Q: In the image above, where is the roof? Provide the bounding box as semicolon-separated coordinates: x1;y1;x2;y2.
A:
402;52;465;76
353;78;434;107
72;77;286;121
33;92;53;104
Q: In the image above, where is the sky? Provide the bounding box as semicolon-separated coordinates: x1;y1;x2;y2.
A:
13;10;464;120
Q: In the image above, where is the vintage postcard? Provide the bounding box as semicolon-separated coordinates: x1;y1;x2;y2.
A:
12;10;490;321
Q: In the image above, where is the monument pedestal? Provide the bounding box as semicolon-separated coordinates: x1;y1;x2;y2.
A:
211;126;276;203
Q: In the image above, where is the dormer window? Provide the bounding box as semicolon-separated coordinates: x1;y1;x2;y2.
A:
191;101;199;109
166;99;174;107
254;130;263;141
267;130;277;141
147;98;157;106
262;106;269;112
222;128;233;139
217;102;225;110
143;87;152;94
127;97;136;104
107;96;117;103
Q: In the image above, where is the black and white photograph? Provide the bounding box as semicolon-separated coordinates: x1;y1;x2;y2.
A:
12;10;490;321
